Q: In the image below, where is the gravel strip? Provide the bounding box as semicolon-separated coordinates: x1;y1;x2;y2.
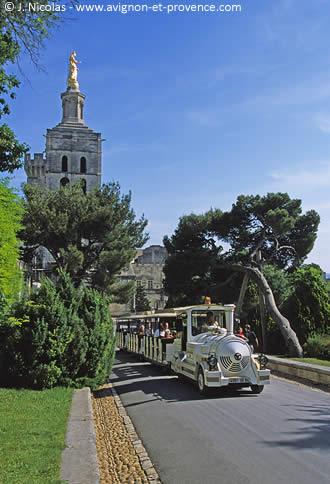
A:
93;384;161;484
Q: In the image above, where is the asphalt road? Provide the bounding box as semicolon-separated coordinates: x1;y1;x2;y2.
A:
111;352;330;484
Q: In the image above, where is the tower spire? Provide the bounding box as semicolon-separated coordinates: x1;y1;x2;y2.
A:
60;51;85;126
25;51;102;192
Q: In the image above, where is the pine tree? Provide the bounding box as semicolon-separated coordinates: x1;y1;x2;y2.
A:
21;182;148;298
135;284;151;312
0;273;116;389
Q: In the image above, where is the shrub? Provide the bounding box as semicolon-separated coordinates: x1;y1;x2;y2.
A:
304;334;330;360
75;287;115;387
282;265;330;344
0;273;115;389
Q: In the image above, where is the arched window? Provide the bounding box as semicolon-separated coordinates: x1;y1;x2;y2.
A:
62;155;68;172
81;178;87;194
80;157;87;174
60;177;70;188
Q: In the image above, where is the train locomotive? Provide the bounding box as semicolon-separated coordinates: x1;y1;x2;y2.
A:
116;303;270;395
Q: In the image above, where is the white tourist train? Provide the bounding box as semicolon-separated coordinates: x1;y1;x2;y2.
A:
116;303;270;395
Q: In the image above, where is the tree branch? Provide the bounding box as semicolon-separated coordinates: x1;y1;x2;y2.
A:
250;231;266;261
216;263;303;356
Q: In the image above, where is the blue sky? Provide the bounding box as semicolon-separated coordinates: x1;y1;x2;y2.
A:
5;0;330;270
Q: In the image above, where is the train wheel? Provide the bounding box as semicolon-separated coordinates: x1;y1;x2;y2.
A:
197;368;208;395
250;385;264;394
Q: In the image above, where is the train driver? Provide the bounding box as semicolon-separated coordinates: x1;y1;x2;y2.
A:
201;311;220;332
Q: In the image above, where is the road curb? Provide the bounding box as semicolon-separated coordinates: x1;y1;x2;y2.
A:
267;356;330;386
61;387;100;484
111;385;162;483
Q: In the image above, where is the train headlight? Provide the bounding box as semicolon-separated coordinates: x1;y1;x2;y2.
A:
257;354;268;369
208;355;218;370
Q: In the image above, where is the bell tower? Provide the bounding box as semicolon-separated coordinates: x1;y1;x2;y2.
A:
25;52;102;192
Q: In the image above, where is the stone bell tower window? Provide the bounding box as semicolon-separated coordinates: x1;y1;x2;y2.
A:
62;155;68;172
80;156;87;174
60;177;70;187
81;179;87;194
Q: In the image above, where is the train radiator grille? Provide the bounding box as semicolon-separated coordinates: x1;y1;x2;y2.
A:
219;355;250;373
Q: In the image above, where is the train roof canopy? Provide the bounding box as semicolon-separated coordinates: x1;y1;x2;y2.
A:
115;304;235;321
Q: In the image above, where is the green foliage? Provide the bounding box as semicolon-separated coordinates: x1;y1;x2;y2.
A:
75;286;115;386
0;1;63;66
21;181;148;295
243;265;330;354
247;265;291;343
241;280;260;321
0;179;23;301
110;278;135;305
0;1;65;172
0;124;28;172
282;265;330;344
0;272;115;389
304;334;330;360
262;264;291;307
0;26;28;171
210;193;320;268
164;193;319;307
0;22;20;119
135;284;151;312
164;210;221;306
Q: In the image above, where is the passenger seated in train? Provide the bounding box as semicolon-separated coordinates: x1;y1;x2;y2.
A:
201;311;220;332
154;322;165;338
138;322;145;336
163;322;173;338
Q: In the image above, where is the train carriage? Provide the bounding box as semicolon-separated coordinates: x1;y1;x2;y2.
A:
116;303;270;395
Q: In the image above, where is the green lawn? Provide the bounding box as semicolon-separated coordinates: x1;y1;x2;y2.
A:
0;387;73;484
290;357;330;367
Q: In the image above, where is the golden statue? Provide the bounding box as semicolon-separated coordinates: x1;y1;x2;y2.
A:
67;51;80;90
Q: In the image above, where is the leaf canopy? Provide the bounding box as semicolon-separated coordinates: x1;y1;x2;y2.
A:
164;192;320;306
20;181;149;293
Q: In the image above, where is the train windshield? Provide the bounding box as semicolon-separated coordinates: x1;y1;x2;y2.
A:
191;310;225;336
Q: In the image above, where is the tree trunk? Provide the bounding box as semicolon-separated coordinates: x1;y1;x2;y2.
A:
236;273;249;318
221;264;303;357
259;290;267;352
255;251;267;352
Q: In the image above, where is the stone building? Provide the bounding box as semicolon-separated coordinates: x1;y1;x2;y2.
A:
25;54;102;192
111;245;168;316
133;245;168;310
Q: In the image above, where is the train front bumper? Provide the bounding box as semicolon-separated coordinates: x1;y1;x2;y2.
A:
204;368;271;387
